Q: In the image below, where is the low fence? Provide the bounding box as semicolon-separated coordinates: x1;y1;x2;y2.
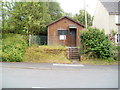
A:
29;34;47;46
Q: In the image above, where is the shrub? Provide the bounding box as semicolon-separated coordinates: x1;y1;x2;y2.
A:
80;27;115;59
2;33;28;62
116;46;120;60
116;46;120;52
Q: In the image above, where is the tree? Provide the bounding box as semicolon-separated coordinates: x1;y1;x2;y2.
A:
2;2;15;33
9;2;51;34
73;9;93;27
63;12;73;18
48;2;63;21
2;2;63;35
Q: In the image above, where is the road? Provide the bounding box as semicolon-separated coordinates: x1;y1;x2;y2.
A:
0;62;118;88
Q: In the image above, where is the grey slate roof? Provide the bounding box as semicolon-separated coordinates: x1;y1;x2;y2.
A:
100;0;119;2
100;0;120;14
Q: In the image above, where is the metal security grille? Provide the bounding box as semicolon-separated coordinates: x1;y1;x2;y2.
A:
29;35;47;46
39;35;47;45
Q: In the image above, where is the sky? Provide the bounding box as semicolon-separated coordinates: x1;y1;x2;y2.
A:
2;0;99;16
57;0;99;16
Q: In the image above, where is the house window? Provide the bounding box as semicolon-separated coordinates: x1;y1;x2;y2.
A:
58;30;68;35
117;34;120;43
115;15;120;24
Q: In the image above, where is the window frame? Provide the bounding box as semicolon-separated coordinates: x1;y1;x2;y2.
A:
58;30;68;35
117;34;120;43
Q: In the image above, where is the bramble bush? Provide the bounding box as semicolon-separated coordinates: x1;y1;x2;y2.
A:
2;33;28;62
80;27;115;59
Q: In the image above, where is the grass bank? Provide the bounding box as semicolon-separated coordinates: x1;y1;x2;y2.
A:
24;46;71;64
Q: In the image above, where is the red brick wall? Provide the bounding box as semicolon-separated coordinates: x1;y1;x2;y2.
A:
48;18;84;47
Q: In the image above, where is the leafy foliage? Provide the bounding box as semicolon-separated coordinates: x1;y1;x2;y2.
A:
80;27;115;59
2;2;63;35
73;10;93;26
116;46;120;60
2;34;28;62
116;46;120;52
48;2;63;21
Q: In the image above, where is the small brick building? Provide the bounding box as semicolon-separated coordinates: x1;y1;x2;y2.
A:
47;16;84;47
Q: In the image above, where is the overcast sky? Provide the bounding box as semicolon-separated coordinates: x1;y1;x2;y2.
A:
57;0;99;16
3;0;99;16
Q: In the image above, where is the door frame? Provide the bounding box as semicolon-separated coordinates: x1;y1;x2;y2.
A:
69;28;77;47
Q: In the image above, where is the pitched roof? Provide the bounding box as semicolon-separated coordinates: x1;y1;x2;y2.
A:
100;0;120;15
47;16;85;28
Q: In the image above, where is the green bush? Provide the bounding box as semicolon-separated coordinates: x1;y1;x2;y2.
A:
116;46;120;60
116;46;120;52
80;27;115;59
2;33;28;62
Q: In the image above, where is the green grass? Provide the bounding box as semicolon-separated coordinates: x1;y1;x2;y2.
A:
79;58;118;65
24;46;71;64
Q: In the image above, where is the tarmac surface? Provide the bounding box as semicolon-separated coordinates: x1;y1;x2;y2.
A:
0;62;118;88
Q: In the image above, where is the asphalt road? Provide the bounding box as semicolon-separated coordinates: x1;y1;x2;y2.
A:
0;62;118;88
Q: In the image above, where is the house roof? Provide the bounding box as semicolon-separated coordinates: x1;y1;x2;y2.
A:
100;0;120;15
47;16;85;28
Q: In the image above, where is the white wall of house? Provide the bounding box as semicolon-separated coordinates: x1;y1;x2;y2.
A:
118;26;120;34
115;15;120;34
93;1;120;45
115;15;120;24
109;15;118;33
93;1;110;34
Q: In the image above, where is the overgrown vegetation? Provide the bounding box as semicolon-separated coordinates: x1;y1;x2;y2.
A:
24;46;71;64
116;46;120;52
2;2;63;35
80;27;116;60
2;34;28;62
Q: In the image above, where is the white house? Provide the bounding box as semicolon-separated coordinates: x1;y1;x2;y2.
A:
93;0;120;45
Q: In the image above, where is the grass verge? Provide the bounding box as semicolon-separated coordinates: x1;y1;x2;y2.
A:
79;59;118;65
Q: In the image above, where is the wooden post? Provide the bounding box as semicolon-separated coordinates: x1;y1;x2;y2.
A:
29;34;32;46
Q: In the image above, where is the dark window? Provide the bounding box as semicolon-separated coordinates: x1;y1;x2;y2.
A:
58;30;68;35
117;34;120;43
